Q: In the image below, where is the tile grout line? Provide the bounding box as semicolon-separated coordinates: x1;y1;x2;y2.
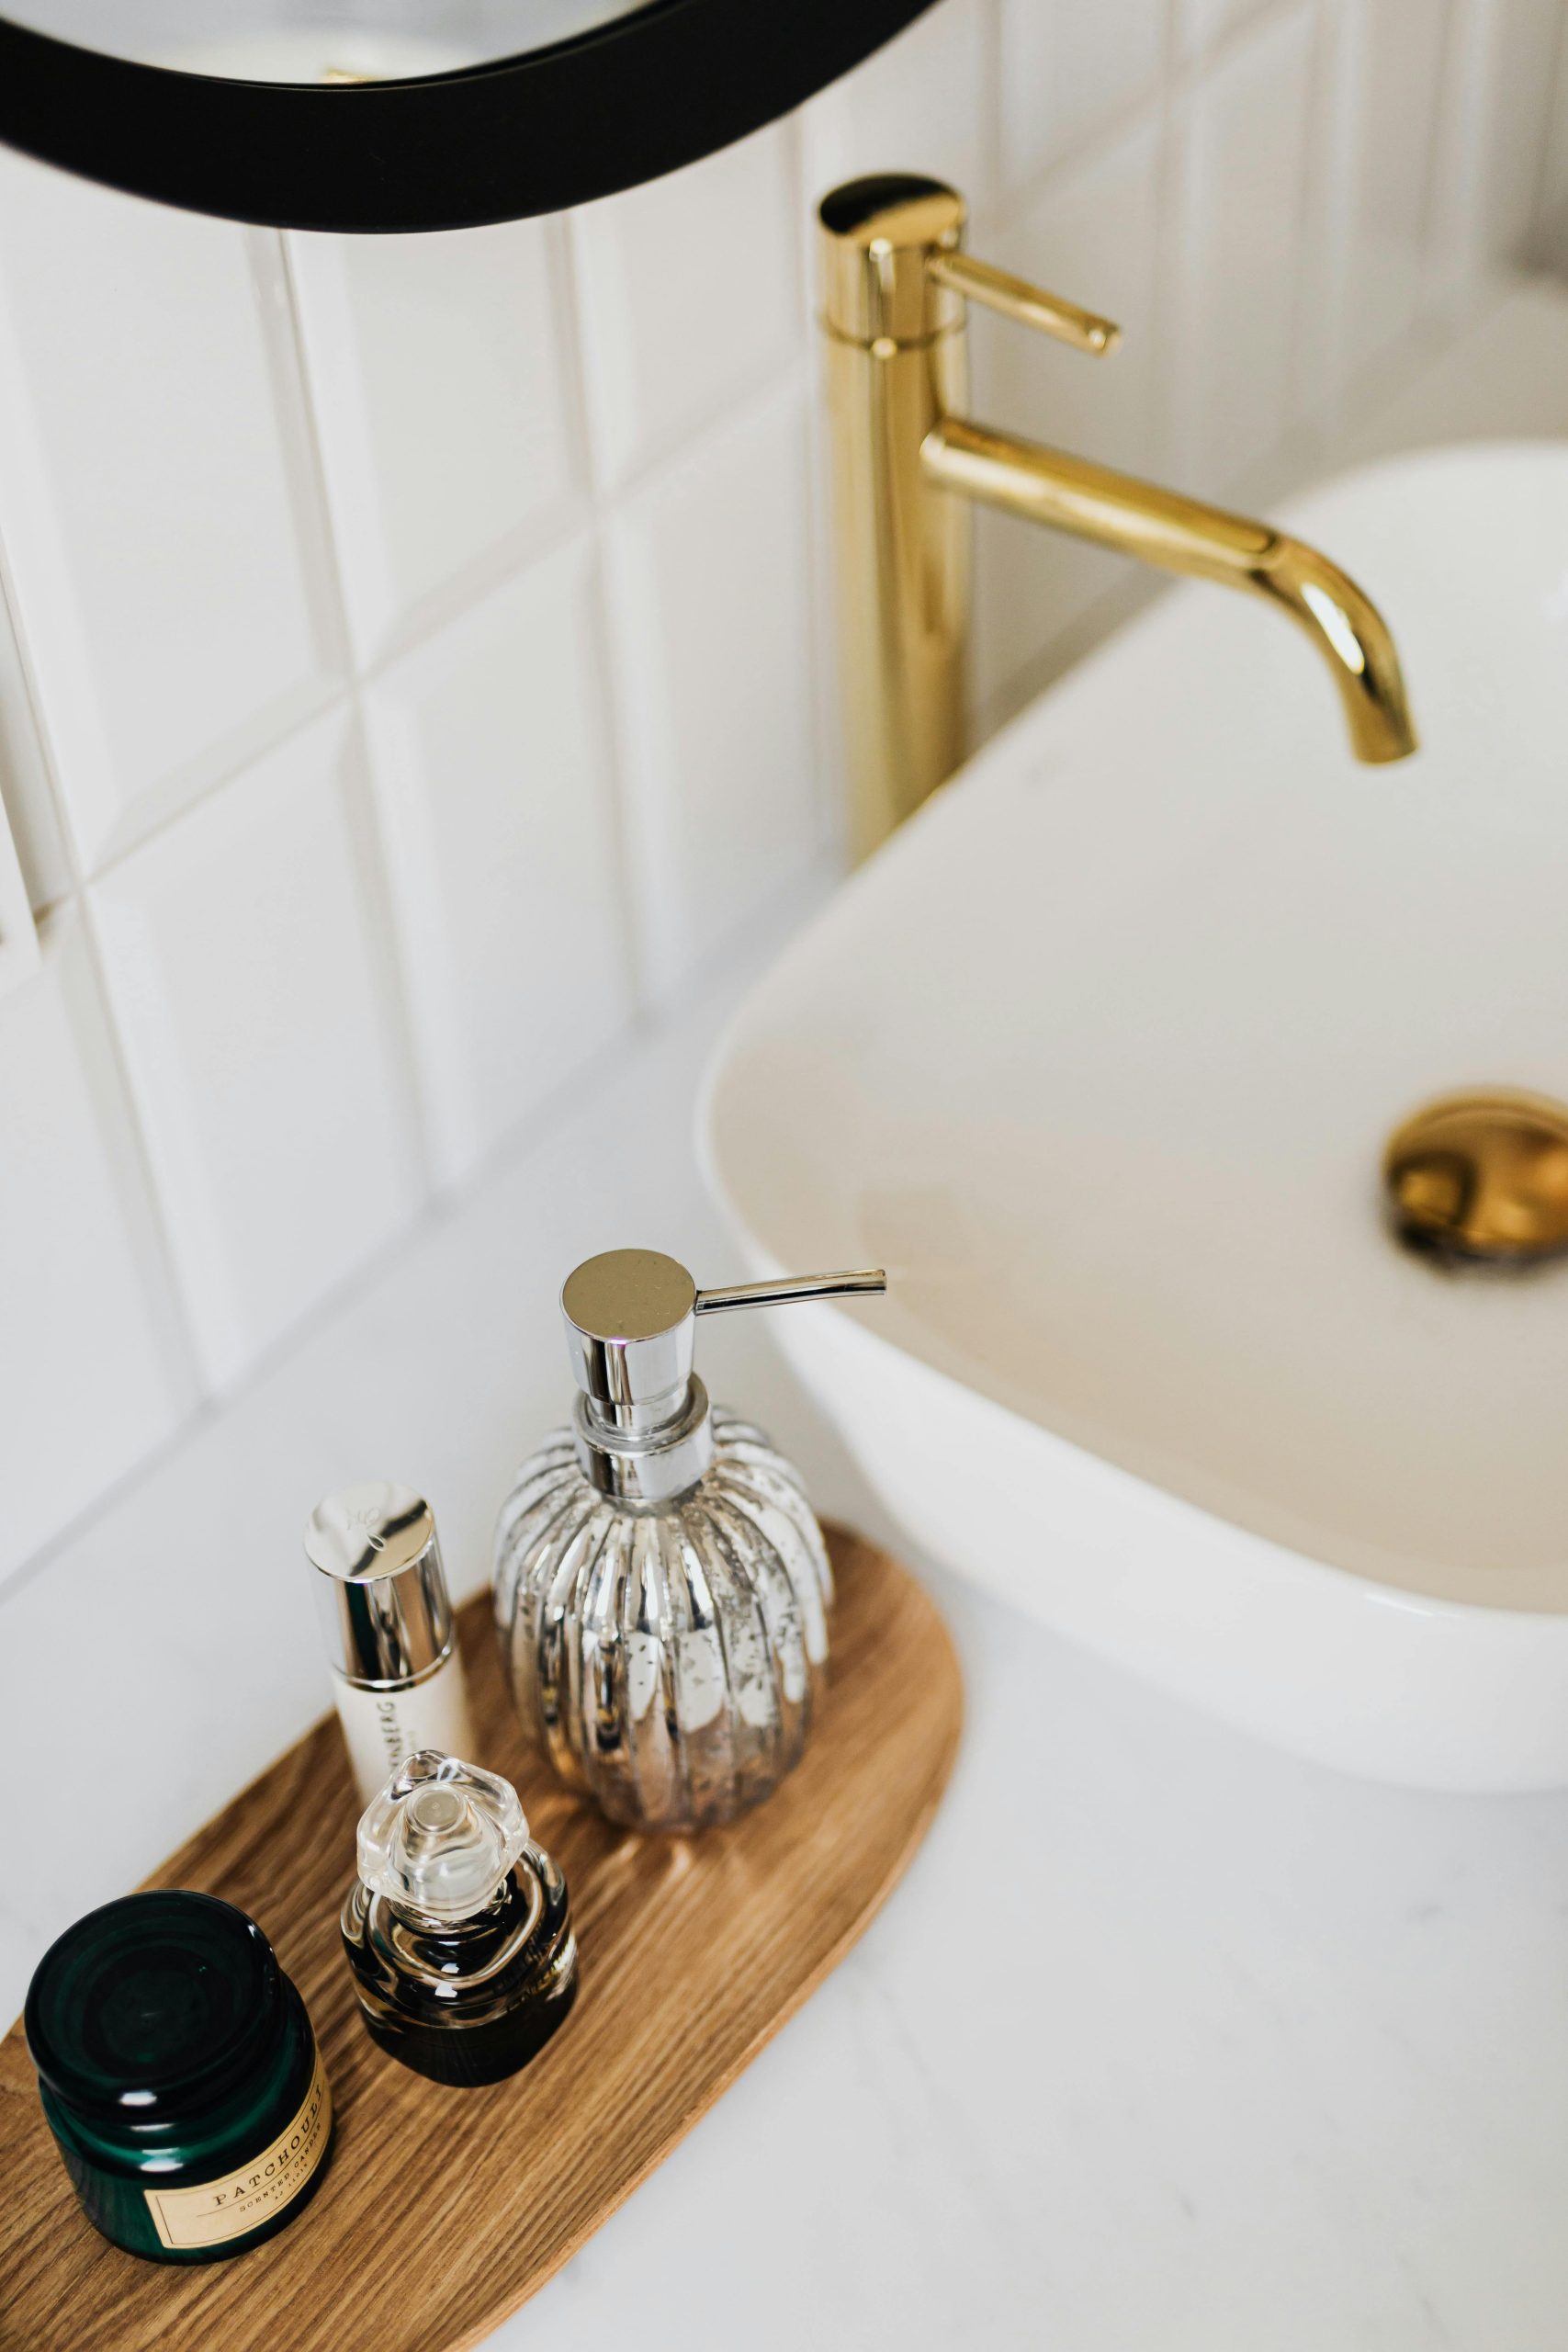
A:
274;223;437;1206
0;469;211;1416
1527;0;1568;253
72;886;210;1417
783;99;849;867
984;0;1314;239
1414;0;1461;303
0;851;840;1619
1427;0;1494;320
1150;0;1190;483
42;250;807;911
1280;0;1339;454
552;200;663;1031
0;485;89;892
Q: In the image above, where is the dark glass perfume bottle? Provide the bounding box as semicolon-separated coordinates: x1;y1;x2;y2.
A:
341;1749;577;2087
24;1890;332;2264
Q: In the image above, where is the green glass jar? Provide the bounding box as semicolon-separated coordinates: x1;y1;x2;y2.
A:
24;1889;333;2264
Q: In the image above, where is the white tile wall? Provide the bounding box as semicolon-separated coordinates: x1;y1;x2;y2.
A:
1175;0;1288;61
0;0;1564;1599
1469;0;1565;265
1315;0;1453;409
89;709;420;1388
998;0;1168;187
0;576;69;915
972;112;1167;713
0;155;343;876
1178;0;1274;60
1431;0;1566;307
1543;16;1568;261
606;380;821;1002
0;905;193;1581
0;772;36;1002
363;542;632;1186
800;0;998;213
1172;4;1320;493
288;220;585;662
571;126;805;488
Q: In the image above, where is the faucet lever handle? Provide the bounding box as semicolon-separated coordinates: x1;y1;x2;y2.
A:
694;1268;886;1315
928;250;1120;356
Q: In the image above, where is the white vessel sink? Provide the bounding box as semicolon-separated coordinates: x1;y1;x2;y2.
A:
702;441;1568;1792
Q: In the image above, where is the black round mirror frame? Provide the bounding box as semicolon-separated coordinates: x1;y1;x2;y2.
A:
0;0;940;232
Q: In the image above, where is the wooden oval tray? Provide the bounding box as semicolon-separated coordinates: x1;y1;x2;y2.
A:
0;1525;961;2352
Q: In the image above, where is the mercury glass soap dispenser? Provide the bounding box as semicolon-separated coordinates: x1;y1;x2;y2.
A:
341;1750;577;2086
493;1249;886;1832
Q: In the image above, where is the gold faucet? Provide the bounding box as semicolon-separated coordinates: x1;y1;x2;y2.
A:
818;174;1418;862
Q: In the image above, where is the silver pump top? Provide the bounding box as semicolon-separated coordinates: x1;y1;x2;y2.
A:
305;1481;456;1687
560;1249;886;1505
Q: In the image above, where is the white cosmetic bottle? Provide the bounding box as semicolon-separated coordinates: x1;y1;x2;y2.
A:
305;1483;474;1806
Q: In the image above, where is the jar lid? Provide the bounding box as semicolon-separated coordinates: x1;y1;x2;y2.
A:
25;1890;283;2122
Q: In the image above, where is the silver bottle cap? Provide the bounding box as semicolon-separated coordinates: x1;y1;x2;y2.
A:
305;1482;455;1688
561;1250;699;1432
559;1251;887;1505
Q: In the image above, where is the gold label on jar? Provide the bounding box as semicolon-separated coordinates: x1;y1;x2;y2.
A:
143;2043;332;2252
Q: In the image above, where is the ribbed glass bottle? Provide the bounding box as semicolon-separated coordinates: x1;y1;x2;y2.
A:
493;1411;832;1831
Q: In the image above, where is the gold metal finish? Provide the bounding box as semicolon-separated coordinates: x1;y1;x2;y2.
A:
818;173;967;347
818;176;971;860
922;419;1415;766
1383;1090;1568;1267
817;172;1419;861
927;251;1121;355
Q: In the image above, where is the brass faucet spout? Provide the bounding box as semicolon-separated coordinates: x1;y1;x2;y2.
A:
921;416;1416;764
816;170;1419;860
1250;534;1416;765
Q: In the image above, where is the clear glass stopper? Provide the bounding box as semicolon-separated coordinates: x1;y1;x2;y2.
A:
356;1750;528;1923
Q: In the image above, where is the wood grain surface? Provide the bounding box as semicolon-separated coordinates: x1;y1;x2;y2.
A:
0;1525;962;2352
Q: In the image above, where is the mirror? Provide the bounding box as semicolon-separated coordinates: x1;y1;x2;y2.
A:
0;3;659;80
0;0;937;230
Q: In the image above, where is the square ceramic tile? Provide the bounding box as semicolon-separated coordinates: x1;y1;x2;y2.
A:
972;116;1167;714
288;220;584;663
0;573;69;915
0;569;45;990
0;757;37;1001
1541;16;1568;254
1319;0;1450;403
1171;4;1318;494
1177;0;1274;61
799;0;996;219
1427;0;1564;308
0;153;343;875
90;708;421;1388
1475;0;1562;261
570;125;802;492
605;379;820;1002
0;904;195;1586
998;0;1167;191
363;538;633;1187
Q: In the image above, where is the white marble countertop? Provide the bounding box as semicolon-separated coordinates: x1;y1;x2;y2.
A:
513;1572;1568;2352
11;288;1568;2347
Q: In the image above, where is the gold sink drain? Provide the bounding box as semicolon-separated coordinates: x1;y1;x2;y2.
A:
1382;1088;1568;1267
